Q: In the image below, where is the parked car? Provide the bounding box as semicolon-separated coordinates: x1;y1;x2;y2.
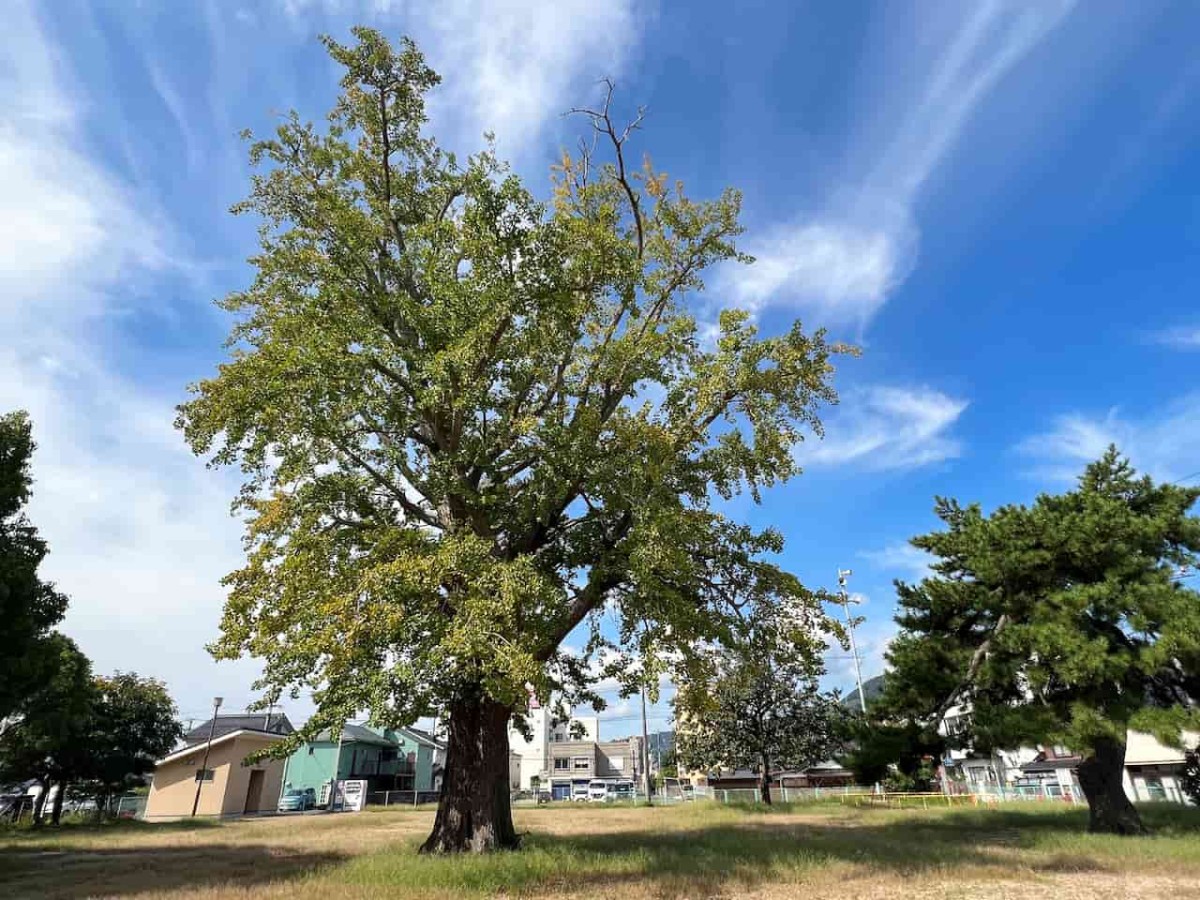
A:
571;782;590;802
587;780;610;802
609;781;635;801
278;787;317;812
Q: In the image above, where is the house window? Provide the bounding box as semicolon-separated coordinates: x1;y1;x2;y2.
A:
553;758;570;771
610;757;624;771
573;757;590;771
553;733;564;742
194;768;215;782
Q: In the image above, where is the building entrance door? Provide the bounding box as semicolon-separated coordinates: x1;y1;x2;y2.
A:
244;769;265;814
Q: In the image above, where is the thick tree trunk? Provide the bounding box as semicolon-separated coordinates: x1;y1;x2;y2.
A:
760;755;772;805
31;778;48;828
420;693;519;854
50;781;66;825
1077;736;1145;835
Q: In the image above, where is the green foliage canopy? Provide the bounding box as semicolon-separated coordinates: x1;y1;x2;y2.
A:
675;589;838;800
177;29;848;740
883;448;1200;754
0;411;69;721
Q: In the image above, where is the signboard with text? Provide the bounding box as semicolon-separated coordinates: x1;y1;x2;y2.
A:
338;779;367;812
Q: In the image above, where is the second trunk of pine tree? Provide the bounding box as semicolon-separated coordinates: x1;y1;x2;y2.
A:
1076;736;1145;835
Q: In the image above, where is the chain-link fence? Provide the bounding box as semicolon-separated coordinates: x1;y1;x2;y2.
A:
111;795;147;819
366;790;440;807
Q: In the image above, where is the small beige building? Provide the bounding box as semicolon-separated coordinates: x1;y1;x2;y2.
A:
145;729;287;820
1122;730;1198;805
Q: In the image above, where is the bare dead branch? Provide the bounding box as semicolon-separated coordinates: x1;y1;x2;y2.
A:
567;79;647;258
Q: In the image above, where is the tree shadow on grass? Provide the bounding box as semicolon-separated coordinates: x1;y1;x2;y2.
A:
0;818;219;844
502;806;1200;899
0;843;346;900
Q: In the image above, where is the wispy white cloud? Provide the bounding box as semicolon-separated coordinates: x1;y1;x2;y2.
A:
273;0;642;160
731;217;915;324
1017;394;1200;483
860;543;934;583
415;0;639;158
802;386;968;471
724;0;1078;327
1149;324;1200;350
0;1;268;720
0;14;170;326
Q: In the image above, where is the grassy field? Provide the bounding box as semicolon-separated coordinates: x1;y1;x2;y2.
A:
2;801;1199;899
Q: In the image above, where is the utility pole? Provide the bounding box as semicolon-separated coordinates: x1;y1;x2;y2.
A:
838;569;868;715
328;724;346;812
640;682;652;805
191;696;223;817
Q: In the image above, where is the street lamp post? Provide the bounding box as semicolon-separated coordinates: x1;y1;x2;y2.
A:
838;569;868;716
191;696;223;818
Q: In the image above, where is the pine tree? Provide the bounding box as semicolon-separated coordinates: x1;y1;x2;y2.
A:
883;448;1200;834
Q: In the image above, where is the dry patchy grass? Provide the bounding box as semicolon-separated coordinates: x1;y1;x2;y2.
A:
2;801;1199;899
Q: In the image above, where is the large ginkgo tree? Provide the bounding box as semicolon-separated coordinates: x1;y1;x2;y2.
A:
179;29;847;852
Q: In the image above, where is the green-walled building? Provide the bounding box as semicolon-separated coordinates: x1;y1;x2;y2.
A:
280;724;443;804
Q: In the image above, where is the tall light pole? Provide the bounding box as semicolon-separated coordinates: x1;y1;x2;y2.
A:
640;682;652;805
191;696;223;818
839;569;868;715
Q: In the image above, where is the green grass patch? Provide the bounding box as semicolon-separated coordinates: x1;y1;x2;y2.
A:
323;802;1200;898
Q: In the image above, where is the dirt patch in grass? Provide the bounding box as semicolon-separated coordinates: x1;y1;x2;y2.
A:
2;802;1198;899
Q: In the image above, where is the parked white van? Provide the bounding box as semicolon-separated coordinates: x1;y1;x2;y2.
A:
587;780;610;801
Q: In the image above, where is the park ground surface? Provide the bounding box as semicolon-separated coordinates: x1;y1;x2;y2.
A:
2;801;1200;899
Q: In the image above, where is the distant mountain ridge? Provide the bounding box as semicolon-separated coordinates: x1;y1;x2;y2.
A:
839;674;885;711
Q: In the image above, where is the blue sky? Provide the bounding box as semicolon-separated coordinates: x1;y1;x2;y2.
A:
6;0;1200;735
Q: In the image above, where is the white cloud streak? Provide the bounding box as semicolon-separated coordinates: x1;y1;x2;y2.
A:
274;0;642;161
1149;325;1200;350
801;386;968;471
1;2;266;720
1018;395;1200;484
3;0;649;722
860;543;935;584
725;0;1078;327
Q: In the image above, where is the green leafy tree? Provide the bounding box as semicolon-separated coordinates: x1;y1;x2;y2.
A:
840;717;943;789
0;663;182;825
81;673;183;812
675;590;837;804
0;635;94;826
659;746;678;779
177;30;846;852
882;448;1200;834
0;411;69;721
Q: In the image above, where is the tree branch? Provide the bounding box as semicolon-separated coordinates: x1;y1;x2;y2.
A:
932;613;1011;726
568;79;646;259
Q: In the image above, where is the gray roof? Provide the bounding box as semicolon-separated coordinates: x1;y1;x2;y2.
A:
183;714;294;746
310;723;396;747
807;760;851;772
401;726;444;749
1022;755;1082;772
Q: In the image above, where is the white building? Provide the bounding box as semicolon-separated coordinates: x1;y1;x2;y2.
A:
940;705;1195;804
507;696;599;791
1122;730;1197;804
